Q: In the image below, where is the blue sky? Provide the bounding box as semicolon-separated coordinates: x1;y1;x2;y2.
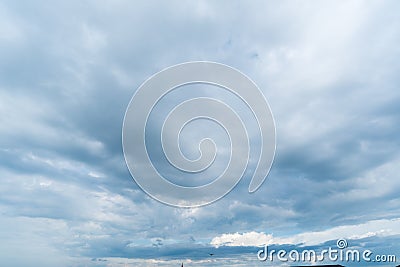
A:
0;1;400;266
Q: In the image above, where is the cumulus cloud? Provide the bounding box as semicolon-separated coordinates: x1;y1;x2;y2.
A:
210;218;400;249
211;232;274;248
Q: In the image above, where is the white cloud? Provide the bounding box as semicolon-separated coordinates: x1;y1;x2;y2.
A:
279;218;400;246
211;231;274;248
211;217;400;248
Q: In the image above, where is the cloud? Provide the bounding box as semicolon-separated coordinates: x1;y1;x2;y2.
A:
210;218;400;248
211;232;274;248
0;0;400;266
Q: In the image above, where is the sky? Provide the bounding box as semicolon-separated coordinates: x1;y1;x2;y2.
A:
0;0;400;266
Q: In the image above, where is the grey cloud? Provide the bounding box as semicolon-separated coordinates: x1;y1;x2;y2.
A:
1;0;400;266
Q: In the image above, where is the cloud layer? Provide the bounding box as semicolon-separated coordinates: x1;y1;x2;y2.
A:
0;0;400;266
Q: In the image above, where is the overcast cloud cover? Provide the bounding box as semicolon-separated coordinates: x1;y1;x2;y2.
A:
1;1;400;266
